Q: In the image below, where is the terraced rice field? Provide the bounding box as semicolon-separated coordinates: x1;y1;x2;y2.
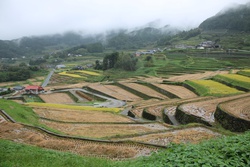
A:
124;127;222;146
39;92;75;104
151;83;197;99
166;70;230;82
58;71;85;78
118;82;168;99
218;96;250;121
0;117;155;159
33;108;133;123
26;102;121;113
74;70;101;76
39;120;168;139
185;80;243;96
213;74;250;90
177;93;250;123
87;84;142;102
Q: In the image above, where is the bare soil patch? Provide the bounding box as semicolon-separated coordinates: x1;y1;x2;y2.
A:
39;92;75;104
219;96;250;121
39;120;169;139
126;127;222;146
33;108;133;123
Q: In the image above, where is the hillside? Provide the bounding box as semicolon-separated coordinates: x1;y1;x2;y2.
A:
199;3;250;31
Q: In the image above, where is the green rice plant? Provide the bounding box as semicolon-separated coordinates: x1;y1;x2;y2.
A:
237;69;250;77
213;74;250;91
184;80;243;96
26;102;121;113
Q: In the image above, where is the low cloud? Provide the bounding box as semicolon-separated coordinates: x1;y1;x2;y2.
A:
0;0;249;40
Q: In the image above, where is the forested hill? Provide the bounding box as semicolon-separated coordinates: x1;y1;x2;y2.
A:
106;26;179;49
199;2;250;31
0;26;179;58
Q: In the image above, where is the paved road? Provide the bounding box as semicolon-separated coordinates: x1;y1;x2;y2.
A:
41;69;55;87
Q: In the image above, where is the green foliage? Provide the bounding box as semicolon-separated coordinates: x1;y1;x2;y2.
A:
103;52;119;70
114;54;138;71
101;52;138;71
0;64;31;82
115;132;250;167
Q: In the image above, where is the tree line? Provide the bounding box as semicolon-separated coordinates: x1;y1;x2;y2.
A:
95;52;138;71
0;63;40;82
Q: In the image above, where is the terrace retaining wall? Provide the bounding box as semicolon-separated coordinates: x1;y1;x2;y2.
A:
215;105;250;132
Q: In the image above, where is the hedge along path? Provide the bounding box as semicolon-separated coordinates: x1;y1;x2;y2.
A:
26;102;121;113
39;93;75;104
0;111;162;160
86;83;142;102
151;83;198;99
217;96;250;121
33;108;133;123
176;93;250;125
117;82;168;100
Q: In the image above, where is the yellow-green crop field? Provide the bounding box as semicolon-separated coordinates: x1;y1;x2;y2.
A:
75;70;101;76
26;102;121;113
185;80;243;96
58;71;85;78
218;74;250;83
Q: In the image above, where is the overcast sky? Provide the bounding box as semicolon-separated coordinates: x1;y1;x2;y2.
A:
0;0;249;40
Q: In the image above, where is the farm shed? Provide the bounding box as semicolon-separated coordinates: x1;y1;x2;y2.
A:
13;86;25;91
25;85;44;94
55;64;66;69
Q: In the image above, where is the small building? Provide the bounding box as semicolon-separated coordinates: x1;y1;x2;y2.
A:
55;64;66;69
25;85;44;94
13;86;25;91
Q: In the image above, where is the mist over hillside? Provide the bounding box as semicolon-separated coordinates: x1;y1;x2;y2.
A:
1;1;250;59
199;2;250;31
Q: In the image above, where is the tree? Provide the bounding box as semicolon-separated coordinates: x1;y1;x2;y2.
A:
103;52;119;70
94;60;103;70
115;54;138;71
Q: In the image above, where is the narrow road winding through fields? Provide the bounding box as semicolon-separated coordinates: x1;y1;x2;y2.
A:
41;69;55;87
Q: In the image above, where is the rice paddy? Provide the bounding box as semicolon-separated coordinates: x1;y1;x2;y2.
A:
184;80;244;96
